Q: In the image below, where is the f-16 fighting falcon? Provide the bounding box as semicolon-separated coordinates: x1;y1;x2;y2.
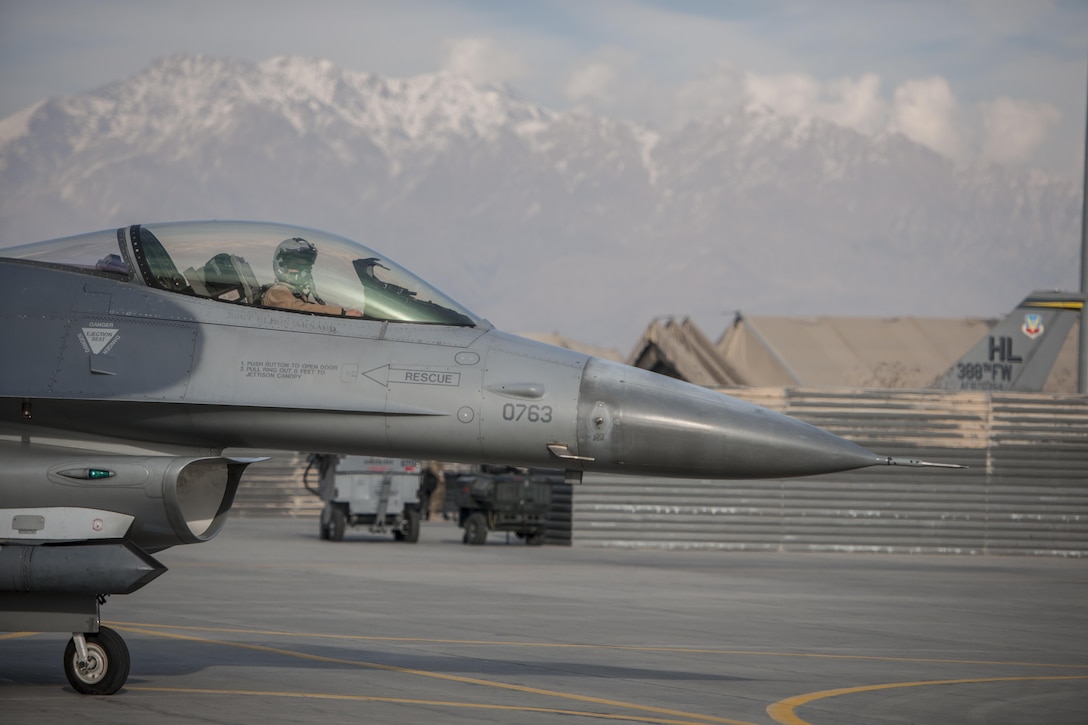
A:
0;221;960;694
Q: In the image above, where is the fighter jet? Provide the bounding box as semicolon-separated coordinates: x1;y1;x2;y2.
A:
0;220;959;694
934;290;1084;391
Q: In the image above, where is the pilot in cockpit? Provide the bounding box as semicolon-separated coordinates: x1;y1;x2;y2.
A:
261;237;363;317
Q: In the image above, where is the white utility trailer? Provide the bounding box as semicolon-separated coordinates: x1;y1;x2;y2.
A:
310;455;422;542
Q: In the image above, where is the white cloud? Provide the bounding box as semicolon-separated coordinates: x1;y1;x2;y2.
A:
979;97;1062;165
821;73;886;135
744;71;821;118
889;77;966;161
738;71;887;135
564;62;619;104
558;47;647;118
440;36;526;86
677;66;1062;171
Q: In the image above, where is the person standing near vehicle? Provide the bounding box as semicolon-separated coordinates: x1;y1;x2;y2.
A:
419;462;444;520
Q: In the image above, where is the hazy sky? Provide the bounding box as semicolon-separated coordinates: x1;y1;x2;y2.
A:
2;0;1086;175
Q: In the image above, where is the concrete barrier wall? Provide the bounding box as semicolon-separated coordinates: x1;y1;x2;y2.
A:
574;390;1088;556
232;451;322;518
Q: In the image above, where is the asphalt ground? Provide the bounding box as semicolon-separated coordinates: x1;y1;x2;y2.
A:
1;517;1086;725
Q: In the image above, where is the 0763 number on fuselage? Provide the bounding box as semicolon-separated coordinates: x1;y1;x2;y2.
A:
502;404;553;423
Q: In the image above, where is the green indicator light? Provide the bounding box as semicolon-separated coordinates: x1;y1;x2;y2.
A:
87;468;114;479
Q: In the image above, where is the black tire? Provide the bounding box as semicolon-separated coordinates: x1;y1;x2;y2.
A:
402;509;420;543
329;506;346;542
463;512;488;545
525;530;546;546
63;626;130;696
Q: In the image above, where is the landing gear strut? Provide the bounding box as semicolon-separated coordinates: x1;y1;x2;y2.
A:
63;626;130;695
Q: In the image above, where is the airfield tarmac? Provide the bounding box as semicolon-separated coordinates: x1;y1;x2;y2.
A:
1;517;1085;725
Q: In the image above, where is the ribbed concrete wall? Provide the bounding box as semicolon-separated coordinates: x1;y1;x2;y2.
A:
232;451;322;518
574;390;1088;556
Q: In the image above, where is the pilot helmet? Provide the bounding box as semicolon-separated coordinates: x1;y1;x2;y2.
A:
273;237;317;293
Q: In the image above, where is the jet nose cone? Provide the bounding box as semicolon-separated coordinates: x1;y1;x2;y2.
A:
577;361;883;479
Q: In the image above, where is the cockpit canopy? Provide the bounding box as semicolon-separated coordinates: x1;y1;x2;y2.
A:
2;221;481;326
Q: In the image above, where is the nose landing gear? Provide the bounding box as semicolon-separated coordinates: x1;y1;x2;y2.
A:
63;626;130;695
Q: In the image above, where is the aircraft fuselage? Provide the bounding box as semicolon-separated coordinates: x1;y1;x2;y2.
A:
3;249;899;480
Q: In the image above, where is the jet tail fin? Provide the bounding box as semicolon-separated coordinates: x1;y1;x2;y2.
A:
933;290;1083;392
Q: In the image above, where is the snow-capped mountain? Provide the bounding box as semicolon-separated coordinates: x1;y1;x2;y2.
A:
0;54;1079;350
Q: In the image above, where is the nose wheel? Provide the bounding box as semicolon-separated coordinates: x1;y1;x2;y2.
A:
63;626;130;695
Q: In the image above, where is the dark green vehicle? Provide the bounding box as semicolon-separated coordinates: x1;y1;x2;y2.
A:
454;468;556;545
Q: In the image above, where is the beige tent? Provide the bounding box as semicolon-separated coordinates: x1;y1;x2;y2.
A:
628;317;744;386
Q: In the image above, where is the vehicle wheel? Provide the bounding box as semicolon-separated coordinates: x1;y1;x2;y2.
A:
329;506;346;542
402;509;420;543
63;627;130;696
463;512;487;545
319;507;331;540
525;530;546;546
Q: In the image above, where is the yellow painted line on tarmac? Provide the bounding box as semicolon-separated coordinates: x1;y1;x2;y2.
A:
766;675;1088;725
125;686;731;724
109;622;1088;670
117;625;757;725
0;632;35;640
